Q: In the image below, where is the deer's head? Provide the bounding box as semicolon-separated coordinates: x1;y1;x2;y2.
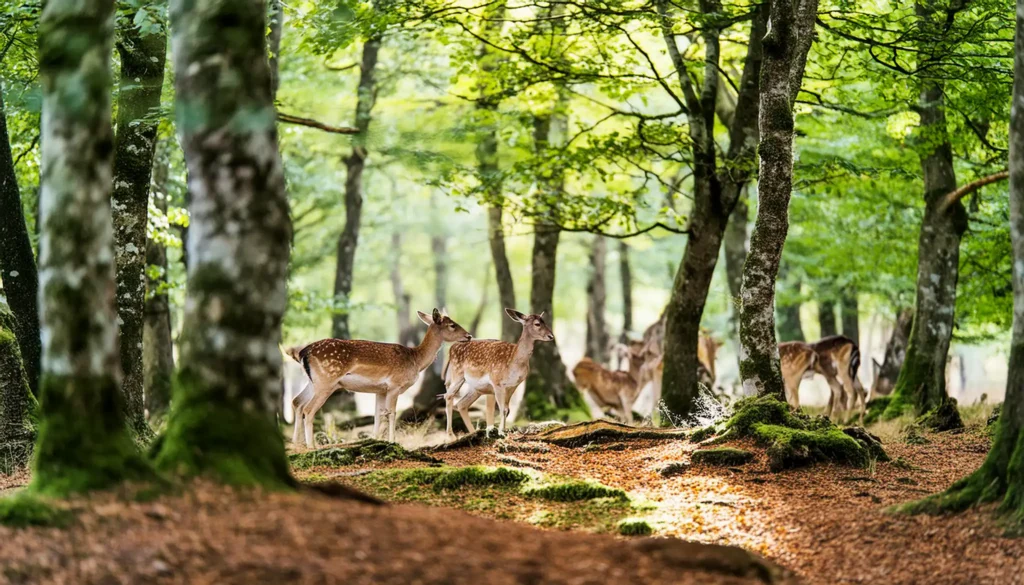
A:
418;308;472;343
505;308;555;342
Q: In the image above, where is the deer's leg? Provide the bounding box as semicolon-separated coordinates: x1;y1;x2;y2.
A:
620;391;635;426
456;390;481;434
493;385;509;435
484;395;496;432
386;389;401;443
443;375;464;438
783;371;802;411
291;382;312;445
373;392;386;440
823;374;845;421
301;389;334;448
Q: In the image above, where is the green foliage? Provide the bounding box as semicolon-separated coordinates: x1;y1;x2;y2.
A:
0;494;73;528
690;447;754;467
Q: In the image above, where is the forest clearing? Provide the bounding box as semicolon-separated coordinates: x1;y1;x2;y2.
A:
3;0;1024;583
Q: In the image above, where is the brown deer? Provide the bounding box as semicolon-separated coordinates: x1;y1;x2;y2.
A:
441;309;554;437
573;345;645;424
289;308;471;445
779;335;866;423
629;316;721;413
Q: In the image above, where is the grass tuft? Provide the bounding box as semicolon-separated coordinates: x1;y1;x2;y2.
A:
523;479;628;502
617;518;653;536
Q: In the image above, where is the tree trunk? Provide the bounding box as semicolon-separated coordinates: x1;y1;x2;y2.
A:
659;1;765;420
871;307;912;399
738;0;819;400
724;184;749;330
818;300;837;337
0;299;35;472
480;100;518;343
153;0;293;487
618;240;633;342
840;288;859;345
585;235;609;363
34;0;152;495
143;142;174;420
0;84;40;397
905;3;1024;523
775;261;805;342
882;83;965;425
267;0;283;97
331;36;380;340
112;2;167;441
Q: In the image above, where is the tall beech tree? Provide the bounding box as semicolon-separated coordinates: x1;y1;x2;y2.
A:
153;0;293;487
618;240;633;342
32;0;152;495
585;235;609;363
142;142;174;419
332;34;381;340
902;3;1024;526
738;0;819;399
659;1;767;417
0;298;35;472
111;1;168;439
0;85;40;396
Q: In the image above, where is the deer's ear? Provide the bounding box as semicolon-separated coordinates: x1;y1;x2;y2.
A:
505;308;526;323
417;311;434;326
432;308;442;324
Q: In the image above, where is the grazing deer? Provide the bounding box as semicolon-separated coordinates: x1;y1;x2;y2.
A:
441;309;554;437
289;308;471;446
779;335;866;423
573;346;645;424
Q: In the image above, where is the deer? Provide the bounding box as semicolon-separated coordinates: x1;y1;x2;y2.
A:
441;309;554;437
573;344;645;424
779;335;867;423
629;315;721;414
288;308;471;446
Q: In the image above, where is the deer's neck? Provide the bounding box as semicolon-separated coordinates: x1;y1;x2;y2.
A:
511;331;537;368
412;326;444;371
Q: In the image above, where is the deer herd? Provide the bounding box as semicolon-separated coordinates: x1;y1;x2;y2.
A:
287;307;871;447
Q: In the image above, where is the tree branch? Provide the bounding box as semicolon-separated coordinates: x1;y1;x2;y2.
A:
277;112;360;134
938;170;1009;213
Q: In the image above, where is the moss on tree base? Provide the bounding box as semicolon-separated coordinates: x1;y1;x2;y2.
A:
152;375;293;490
915;397;964;432
0;493;73;528
289;440;439;470
691;447;754;466
716;396;884;472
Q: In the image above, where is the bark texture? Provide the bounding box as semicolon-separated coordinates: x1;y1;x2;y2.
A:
0;85;40;396
0;299;35;473
882;5;966;425
618;240;633;341
153;0;293;487
738;0;819;401
724;185;749;328
112;2;167;440
659;1;766;419
143;144;174;420
585;236;609;363
34;0;152;496
267;0;283;97
902;4;1024;525
331;36;380;340
840;288;859;344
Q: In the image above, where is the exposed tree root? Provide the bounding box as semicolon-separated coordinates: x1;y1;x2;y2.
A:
535;420;687;448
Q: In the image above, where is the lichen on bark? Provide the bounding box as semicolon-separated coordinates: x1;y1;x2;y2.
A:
152;0;294;488
0;299;36;473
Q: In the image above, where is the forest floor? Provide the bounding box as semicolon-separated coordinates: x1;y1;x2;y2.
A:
0;412;1020;584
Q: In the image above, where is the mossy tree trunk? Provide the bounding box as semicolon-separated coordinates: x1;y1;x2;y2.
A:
585;235;609;363
152;0;293;488
658;1;764;419
33;0;152;496
738;0;819;400
112;1;167;441
903;7;1024;525
617;240;633;342
0;299;35;473
331;35;380;340
0;86;40;397
143;142;174;420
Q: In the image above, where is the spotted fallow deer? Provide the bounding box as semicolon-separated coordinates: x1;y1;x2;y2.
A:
779;335;867;423
289;308;471;445
441;309;554;437
573;346;645;424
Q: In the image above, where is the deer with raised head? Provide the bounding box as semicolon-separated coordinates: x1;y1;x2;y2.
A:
573;343;645;424
289;308;471;445
779;335;866;423
441;309;554;437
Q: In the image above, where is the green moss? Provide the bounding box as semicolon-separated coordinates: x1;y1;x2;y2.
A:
429;466;529;490
863;397;892;425
753;424;868;471
916;397;964;432
31;374;154;497
151;372;293;490
289;440;439;470
617;518;653;536
691;447;755;466
0;493;73;528
523;479;628;502
842;427;890;462
690;425;717;443
724;395;810;436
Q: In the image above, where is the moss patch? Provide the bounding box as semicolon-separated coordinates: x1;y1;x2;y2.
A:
617;518;653;536
523;480;628;502
536;420;686;448
411;466;530;491
863;397;892;426
691;447;754;467
916;397;964;432
842;427;890;462
690;425;718;443
0;493;73;528
289;440;439;470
